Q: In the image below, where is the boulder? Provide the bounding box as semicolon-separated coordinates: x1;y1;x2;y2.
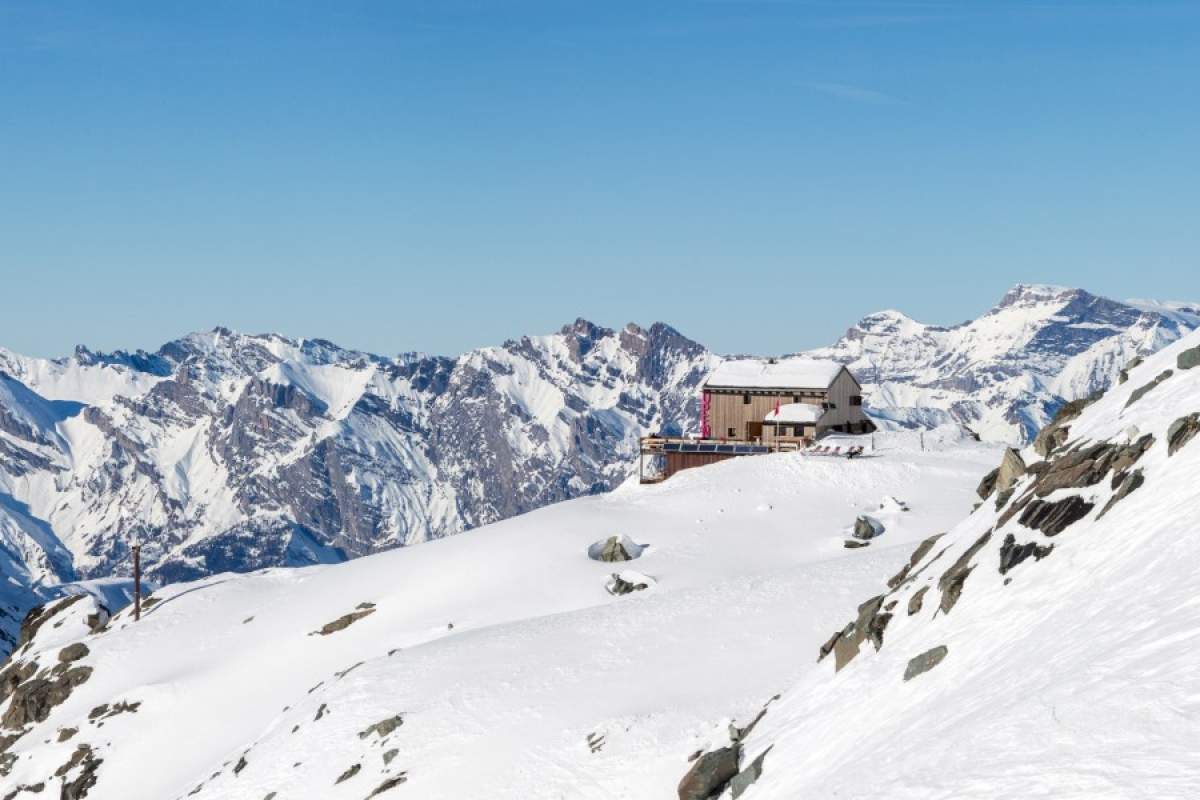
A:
606;571;655;595
843;540;869;549
1178;344;1200;371
903;645;949;681
677;745;741;800
588;535;647;562
1099;468;1146;518
819;595;892;670
907;587;929;616
1167;413;1200;456
996;448;1026;493
852;515;885;541
2;665;93;729
1018;496;1094;537
1125;370;1173;408
998;533;1053;575
1033;395;1097;457
58;643;90;664
937;531;992;615
975;468;999;500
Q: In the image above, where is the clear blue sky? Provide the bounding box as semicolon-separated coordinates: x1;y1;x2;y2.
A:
2;1;1198;359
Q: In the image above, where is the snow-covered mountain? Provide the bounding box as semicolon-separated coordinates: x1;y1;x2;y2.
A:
0;321;711;603
0;285;1194;656
802;284;1200;443
4;328;1199;798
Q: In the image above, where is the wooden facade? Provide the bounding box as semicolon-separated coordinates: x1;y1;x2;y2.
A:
703;366;871;441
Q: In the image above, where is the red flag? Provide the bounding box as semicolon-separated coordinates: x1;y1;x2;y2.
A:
773;398;781;417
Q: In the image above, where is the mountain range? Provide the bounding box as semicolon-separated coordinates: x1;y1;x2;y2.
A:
0;284;1195;653
2;317;1198;798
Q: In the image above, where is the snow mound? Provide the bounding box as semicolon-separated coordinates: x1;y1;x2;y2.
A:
587;534;647;562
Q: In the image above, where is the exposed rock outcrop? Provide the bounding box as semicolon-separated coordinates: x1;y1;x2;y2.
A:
588;535;647;563
852;516;885;541
1167;413;1200;456
818;594;892;670
998;534;1053;575
937;531;992;615
1125;370;1173;408
678;746;741;800
1177;344;1200;371
903;645;948;681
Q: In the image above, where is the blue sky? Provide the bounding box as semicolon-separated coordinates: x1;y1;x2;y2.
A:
2;1;1198;359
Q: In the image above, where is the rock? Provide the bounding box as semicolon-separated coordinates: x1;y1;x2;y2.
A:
588;535;646;562
1125;370;1173;408
975;468;999;500
58;643;90;663
843;540;869;549
1167;413;1200;456
937;531;992;615
996;448;1026;492
998;533;1053;575
1099;468;1145;518
903;645;949;681
367;774;409;797
55;743;102;800
729;747;772;799
677;745;741;800
819;595;892;670
15;595;86;652
1018;495;1094;536
1119;355;1144;384
310;606;376;636
1033;395;1097;457
852;515;885;540
606;571;655;595
907;586;928;616
335;763;361;784
1;665;93;729
358;714;404;739
886;534;945;590
1178;344;1200;371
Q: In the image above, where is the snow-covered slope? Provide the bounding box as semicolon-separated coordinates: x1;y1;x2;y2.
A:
703;329;1200;800
0;285;1192;661
803;284;1199;444
0;431;1001;798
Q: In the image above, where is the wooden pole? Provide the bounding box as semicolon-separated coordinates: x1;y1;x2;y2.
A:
132;544;142;622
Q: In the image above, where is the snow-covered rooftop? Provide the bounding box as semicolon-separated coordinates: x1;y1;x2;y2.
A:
765;402;824;424
705;358;844;389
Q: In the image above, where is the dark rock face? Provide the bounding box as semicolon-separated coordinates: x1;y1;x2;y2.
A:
998;534;1053;575
818;595;893;671
937;531;992;615
903;645;949;681
1167;413;1200;456
975;468;999;500
1125;370;1173;408
1099;468;1146;518
1018;496;1094;537
55;743;102;800
1178;345;1200;371
366;774;409;797
678;746;741;800
1;665;93;729
843;540;870;549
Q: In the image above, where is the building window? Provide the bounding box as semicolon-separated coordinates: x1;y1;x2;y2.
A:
793;395;801;403
742;392;751;405
727;427;736;437
850;395;863;406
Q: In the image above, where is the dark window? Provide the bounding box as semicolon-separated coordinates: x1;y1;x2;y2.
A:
850;395;863;406
727;427;736;437
793;395;801;403
742;392;751;404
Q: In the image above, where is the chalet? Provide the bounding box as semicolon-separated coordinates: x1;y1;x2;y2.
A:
639;358;873;483
701;358;872;442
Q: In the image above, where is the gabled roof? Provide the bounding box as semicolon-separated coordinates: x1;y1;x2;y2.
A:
764;403;825;424
704;358;845;390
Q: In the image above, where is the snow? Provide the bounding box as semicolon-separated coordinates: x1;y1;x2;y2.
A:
705;358;844;390
764;402;823;424
731;327;1200;799
0;432;1000;799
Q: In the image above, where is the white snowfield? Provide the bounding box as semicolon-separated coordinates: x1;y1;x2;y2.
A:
705;358;844;390
736;329;1200;800
1;430;1000;799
